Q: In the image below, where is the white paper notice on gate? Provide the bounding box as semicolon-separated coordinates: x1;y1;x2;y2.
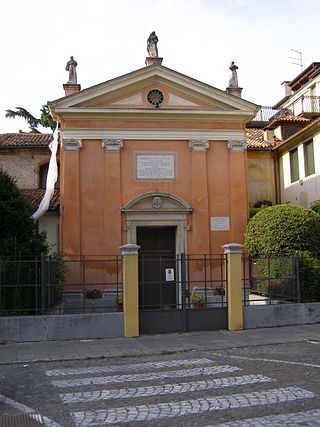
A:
165;268;175;281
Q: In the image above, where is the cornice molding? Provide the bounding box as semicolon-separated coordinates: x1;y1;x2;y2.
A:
60;129;246;141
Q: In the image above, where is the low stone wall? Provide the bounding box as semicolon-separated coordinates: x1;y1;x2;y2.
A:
0;313;124;343
244;302;320;329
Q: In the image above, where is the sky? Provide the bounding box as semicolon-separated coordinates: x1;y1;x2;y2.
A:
1;0;320;133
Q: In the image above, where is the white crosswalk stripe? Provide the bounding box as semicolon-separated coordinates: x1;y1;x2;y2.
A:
51;365;240;388
48;357;317;426
60;374;272;403
70;387;315;426
45;357;214;377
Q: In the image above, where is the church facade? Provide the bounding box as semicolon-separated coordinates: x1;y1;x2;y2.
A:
48;44;258;259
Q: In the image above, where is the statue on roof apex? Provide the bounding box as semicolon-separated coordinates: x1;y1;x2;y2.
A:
228;61;239;88
147;32;159;57
65;56;78;84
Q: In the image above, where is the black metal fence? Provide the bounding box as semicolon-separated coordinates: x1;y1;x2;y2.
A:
243;255;299;305
0;256;122;316
243;254;320;305
138;253;227;310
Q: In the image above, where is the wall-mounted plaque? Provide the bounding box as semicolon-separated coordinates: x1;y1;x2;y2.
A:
211;216;230;231
136;153;175;180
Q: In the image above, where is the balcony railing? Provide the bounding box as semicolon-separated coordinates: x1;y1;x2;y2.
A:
287;95;320;116
250;107;287;123
251;96;320;123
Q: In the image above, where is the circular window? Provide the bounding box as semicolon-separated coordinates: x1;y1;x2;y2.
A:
147;89;164;107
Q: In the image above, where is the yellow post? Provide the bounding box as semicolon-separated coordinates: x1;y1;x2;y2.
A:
120;244;140;337
223;243;243;331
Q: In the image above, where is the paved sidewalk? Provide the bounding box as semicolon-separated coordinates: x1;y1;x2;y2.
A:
0;324;319;365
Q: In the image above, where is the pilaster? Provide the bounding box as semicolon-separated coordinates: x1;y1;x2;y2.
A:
189;138;210;254
120;244;140;337
103;139;123;254
223;243;243;331
228;138;249;241
61;138;82;256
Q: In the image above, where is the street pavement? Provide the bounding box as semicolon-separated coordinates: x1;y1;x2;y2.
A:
0;324;320;426
1;324;320;365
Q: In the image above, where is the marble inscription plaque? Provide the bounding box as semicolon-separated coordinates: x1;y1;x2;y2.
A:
211;216;230;231
136;153;175;180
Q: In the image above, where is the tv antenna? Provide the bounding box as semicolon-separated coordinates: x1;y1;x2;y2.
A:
289;49;303;71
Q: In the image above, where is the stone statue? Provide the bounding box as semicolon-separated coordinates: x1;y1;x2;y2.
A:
147;32;159;57
65;56;78;84
228;61;239;88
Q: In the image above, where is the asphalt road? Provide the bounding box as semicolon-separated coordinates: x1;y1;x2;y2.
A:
1;340;320;426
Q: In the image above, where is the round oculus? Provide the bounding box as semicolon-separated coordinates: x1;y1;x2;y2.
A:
147;89;164;106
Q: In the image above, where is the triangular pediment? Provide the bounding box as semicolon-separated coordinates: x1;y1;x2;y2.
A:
49;65;258;116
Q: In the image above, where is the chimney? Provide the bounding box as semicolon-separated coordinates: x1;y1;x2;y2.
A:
282;81;292;97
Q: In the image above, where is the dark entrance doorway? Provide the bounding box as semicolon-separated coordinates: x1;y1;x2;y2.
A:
137;226;176;309
137;229;228;335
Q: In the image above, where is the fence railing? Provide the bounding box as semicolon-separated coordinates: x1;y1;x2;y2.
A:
0;256;122;316
2;252;318;316
138;253;227;310
287;95;320;116
242;255;300;305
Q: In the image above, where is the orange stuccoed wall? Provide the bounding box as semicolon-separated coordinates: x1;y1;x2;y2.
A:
60;134;249;256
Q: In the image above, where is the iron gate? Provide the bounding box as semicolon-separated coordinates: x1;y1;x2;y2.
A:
139;253;227;334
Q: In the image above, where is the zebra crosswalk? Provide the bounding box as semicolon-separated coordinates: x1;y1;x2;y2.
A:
46;356;319;426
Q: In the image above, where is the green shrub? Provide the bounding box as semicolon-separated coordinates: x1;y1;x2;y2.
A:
253;199;273;208
249;200;273;218
245;204;320;256
310;201;320;214
246;205;320;303
251;256;297;300
299;251;320;302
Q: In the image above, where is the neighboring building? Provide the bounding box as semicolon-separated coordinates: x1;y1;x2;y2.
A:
246;126;277;205
247;63;320;208
272;63;320;207
0;133;60;253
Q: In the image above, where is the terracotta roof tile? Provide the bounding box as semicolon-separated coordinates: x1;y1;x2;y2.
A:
264;114;311;129
21;189;60;211
0;133;52;148
246;127;276;149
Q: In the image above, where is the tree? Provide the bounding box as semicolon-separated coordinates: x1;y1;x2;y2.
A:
0;169;48;258
5;104;56;133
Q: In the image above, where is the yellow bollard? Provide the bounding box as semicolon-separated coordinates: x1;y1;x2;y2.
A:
120;244;140;337
223;243;243;331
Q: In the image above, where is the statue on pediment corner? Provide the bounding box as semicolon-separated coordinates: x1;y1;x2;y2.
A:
147;31;159;57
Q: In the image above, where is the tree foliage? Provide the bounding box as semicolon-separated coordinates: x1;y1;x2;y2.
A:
5;104;56;133
245;204;320;256
0;169;48;258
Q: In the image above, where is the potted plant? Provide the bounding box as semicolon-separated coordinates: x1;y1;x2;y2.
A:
114;293;123;310
85;288;103;299
192;292;204;308
214;286;225;296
